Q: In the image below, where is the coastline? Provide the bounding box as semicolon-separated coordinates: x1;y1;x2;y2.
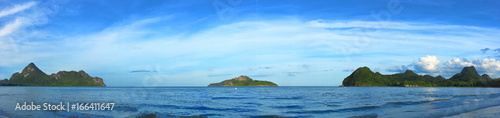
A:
444;105;500;118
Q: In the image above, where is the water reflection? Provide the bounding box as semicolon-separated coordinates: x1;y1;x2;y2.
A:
423;87;438;101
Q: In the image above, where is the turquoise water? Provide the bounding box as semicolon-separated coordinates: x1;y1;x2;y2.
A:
0;86;499;117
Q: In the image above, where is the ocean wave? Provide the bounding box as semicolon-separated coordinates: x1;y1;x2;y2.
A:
113;106;139;112
243;102;263;106
141;104;257;112
382;98;451;106
286;105;380;114
244;115;309;118
271;105;305;109
56;111;110;118
135;113;209;118
3;87;500;117
452;94;477;98
259;96;303;100
347;114;378;118
211;96;255;100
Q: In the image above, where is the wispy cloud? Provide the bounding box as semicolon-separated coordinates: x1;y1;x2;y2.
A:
480;48;490;53
248;73;274;77
130;70;156;73
2;16;500;85
0;18;25;37
307;20;496;32
494;48;500;59
0;1;65;68
0;2;38;67
207;74;232;77
247;66;273;71
56;19;500;67
0;1;36;18
0;2;38;48
286;71;303;77
342;68;356;72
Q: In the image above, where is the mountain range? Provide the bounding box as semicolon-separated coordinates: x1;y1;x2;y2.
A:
4;63;498;87
342;66;500;87
1;63;106;87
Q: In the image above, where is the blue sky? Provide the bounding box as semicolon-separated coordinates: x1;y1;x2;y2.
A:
0;0;499;86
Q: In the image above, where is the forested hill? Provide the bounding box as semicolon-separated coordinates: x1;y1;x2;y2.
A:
342;66;500;87
1;63;106;87
208;75;278;86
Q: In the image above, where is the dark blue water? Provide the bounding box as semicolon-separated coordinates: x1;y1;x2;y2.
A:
1;86;500;118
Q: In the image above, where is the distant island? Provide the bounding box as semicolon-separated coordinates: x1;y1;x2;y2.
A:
342;66;500;87
208;75;278;87
0;63;106;87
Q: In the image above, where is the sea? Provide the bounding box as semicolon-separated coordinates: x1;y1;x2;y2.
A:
0;86;499;118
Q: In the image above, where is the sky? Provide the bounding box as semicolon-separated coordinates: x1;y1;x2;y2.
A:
0;0;499;86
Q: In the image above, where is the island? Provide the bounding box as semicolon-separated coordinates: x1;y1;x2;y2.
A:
0;62;106;87
208;75;278;86
342;66;500;87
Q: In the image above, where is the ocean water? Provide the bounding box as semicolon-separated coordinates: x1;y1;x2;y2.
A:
1;86;500;118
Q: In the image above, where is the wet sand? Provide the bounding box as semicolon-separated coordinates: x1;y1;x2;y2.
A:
444;105;500;118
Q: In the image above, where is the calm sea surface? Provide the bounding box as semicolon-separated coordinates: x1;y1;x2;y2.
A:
1;86;500;118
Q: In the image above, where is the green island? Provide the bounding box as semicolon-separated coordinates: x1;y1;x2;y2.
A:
208;75;278;86
342;66;500;87
0;63;106;87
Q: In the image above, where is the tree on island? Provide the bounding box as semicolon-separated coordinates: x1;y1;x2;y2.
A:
208;75;278;86
1;62;106;87
342;66;500;87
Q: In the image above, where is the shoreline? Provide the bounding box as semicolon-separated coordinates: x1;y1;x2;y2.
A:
444;105;500;118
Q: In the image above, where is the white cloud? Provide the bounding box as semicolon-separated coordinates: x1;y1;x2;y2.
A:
0;17;29;66
474;58;500;77
386;65;411;73
0;18;25;37
441;58;500;77
2;17;500;85
443;58;474;73
307;20;496;32
0;1;37;18
0;0;65;64
7;19;500;67
413;55;440;73
442;58;500;77
387;56;500;78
